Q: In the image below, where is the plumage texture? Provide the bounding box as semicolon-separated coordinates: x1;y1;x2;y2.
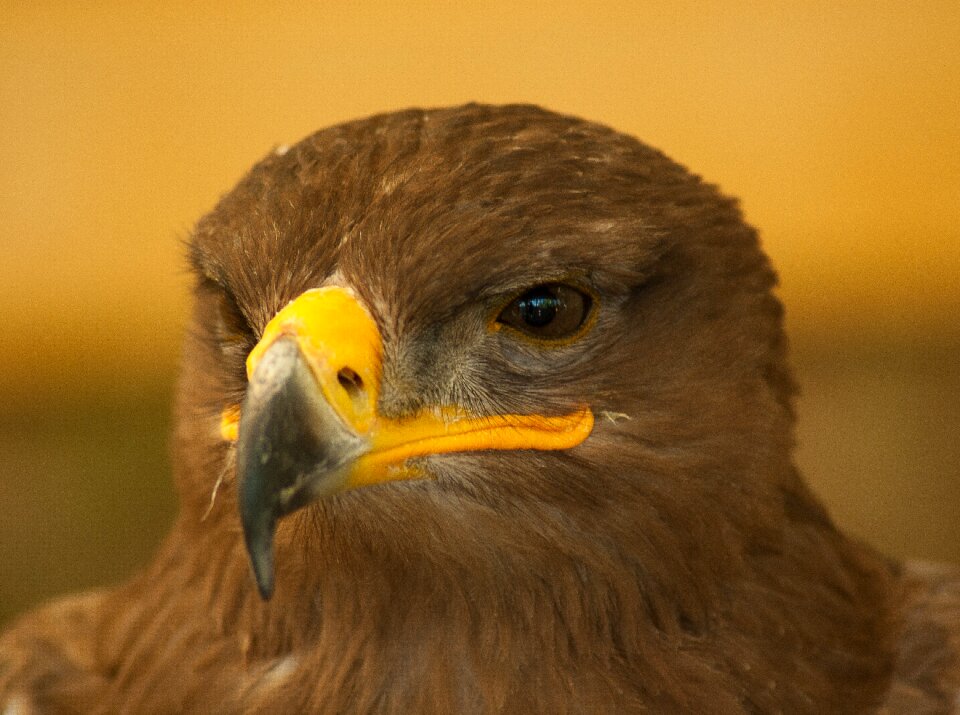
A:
1;104;958;713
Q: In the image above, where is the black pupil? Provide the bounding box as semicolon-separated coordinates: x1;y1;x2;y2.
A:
518;288;561;327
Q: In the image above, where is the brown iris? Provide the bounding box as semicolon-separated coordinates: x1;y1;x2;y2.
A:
497;283;593;340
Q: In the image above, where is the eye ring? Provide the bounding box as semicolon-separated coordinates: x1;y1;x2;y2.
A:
493;282;597;344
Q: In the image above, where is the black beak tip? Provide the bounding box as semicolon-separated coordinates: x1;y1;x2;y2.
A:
255;566;275;601
244;522;276;600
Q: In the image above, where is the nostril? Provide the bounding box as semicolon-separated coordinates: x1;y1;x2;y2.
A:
336;367;364;400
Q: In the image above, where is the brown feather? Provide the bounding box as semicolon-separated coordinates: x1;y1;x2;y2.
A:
2;104;957;713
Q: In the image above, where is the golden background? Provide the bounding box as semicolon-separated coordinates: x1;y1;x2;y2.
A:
1;2;958;624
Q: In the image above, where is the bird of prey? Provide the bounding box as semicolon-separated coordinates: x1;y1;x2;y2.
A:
1;104;958;713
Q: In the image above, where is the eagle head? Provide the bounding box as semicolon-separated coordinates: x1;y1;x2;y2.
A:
169;104;893;711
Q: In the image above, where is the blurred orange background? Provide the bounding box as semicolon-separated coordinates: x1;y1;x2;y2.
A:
1;2;958;624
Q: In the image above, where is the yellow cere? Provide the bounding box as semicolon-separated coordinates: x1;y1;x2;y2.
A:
219;286;594;485
246;286;383;433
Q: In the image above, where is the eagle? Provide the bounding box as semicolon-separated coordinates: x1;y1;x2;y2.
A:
1;104;958;713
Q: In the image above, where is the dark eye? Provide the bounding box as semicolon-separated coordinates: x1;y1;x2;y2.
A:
214;289;251;345
198;279;255;382
496;283;593;341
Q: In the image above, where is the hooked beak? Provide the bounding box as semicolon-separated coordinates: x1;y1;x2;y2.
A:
222;286;593;599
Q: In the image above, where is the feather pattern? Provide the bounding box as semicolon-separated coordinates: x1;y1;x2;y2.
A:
2;104;957;713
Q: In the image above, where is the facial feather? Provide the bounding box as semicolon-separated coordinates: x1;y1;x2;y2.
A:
7;104;953;713
174;104;897;710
